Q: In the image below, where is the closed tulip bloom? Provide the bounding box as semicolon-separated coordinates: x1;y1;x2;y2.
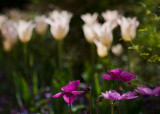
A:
111;44;123;56
102;90;138;101
94;40;108;58
0;15;7;29
82;23;101;43
46;10;72;40
81;12;98;26
35;15;48;35
1;21;18;51
94;22;114;47
136;86;160;96
53;80;84;103
102;10;120;29
16;20;35;43
118;17;139;42
102;68;136;85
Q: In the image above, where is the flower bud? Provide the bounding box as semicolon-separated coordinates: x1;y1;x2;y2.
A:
118;17;139;42
16;20;35;43
94;22;114;47
94;40;108;58
111;44;123;56
102;10;120;29
81;13;98;26
46;10;72;40
35;15;48;35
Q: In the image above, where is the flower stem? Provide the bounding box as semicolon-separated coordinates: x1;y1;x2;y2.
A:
111;104;114;114
152;98;155;114
89;87;92;114
117;79;119;91
118;101;121;114
96;101;99;114
91;43;95;67
69;93;72;114
57;40;63;70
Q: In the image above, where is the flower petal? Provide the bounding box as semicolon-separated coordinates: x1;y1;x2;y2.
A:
119;72;136;84
53;92;65;98
102;74;116;80
108;90;120;100
153;87;160;96
136;87;153;95
108;68;122;79
71;91;84;95
63;93;76;103
61;80;80;92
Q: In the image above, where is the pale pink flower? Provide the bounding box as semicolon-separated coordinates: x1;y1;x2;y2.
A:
111;44;123;56
81;13;98;26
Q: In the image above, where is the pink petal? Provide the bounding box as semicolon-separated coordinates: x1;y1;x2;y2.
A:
63;93;76;103
137;87;153;95
108;68;122;79
71;91;84;95
119;72;136;84
108;90;121;100
61;80;80;92
102;74;116;80
102;92;110;100
53;92;65;98
153;87;160;96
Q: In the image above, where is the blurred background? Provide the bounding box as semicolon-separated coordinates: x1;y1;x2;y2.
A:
0;0;160;113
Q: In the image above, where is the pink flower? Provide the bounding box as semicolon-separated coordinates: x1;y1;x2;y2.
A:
102;68;136;85
53;80;84;103
102;90;138;101
136;86;160;97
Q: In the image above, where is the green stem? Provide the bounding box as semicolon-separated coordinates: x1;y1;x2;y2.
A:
152;97;155;114
119;101;121;114
96;101;99;114
126;42;130;72
111;104;114;114
91;43;95;67
57;40;63;70
89;88;92;114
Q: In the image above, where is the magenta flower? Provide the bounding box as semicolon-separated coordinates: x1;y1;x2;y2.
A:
53;80;84;103
136;86;160;97
102;68;136;85
102;90;138;101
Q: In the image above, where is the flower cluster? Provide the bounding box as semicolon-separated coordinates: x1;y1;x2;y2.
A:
0;9;72;51
81;10;139;57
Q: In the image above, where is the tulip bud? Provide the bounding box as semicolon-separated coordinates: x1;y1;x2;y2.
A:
35;15;48;35
0;15;8;29
81;13;98;26
1;20;18;51
3;40;13;52
94;22;114;47
102;10;120;29
94;40;108;58
118;17;139;42
111;44;123;56
46;10;72;40
16;20;35;43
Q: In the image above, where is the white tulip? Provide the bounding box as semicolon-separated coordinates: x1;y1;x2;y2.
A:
46;10;72;40
94;40;108;58
3;40;13;52
0;15;8;29
111;44;123;56
1;21;18;44
118;17;139;42
94;22;114;47
35;15;48;35
81;13;98;26
16;20;35;43
82;23;101;43
102;10;120;28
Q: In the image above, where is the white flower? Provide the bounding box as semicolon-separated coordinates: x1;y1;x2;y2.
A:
111;44;123;56
94;22;114;47
0;15;8;29
1;20;18;51
118;17;139;42
82;23;101;43
35;15;48;35
46;10;72;40
81;13;98;26
102;10;120;28
16;20;35;43
94;40;108;58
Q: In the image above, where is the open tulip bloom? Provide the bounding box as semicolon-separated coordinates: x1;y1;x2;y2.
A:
102;90;138;101
136;86;160;97
53;80;84;103
102;68;136;85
